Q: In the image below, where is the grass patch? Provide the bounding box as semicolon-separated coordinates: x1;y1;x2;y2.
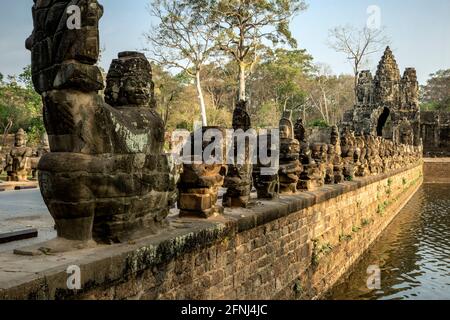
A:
312;240;334;267
361;218;371;227
339;234;353;242
387;178;393;187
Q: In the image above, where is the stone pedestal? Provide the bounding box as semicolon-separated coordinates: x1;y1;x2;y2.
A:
178;127;227;218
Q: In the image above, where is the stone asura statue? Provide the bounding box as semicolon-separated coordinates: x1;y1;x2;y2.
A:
252;131;279;199
356;71;374;105
30;134;51;180
330;126;344;183
294;118;307;143
397;117;414;146
178;127;227;218
340;127;356;180
223;100;253;208
5;129;33;182
278;111;301;194
296;120;321;191
20;0;178;254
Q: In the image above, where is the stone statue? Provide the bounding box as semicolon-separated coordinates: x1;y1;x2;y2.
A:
356;71;374;105
329;126;344;183
252;131;279;199
5;129;33;182
294;118;306;143
340;128;356;180
20;0;178;254
310;143;327;187
223;100;253;208
178;127;227;218
278;111;301;194
397;117;414;146
30;134;51;180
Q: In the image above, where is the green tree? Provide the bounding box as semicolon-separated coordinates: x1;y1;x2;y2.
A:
249;48;313;119
420;69;450;112
0;66;44;146
211;0;307;101
145;0;217;126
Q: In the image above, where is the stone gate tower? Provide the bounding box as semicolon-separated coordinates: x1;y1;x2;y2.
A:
343;47;421;146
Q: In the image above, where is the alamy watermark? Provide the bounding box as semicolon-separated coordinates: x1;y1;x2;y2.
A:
66;265;81;290
366;265;381;290
170;122;280;175
67;5;81;30
367;5;381;30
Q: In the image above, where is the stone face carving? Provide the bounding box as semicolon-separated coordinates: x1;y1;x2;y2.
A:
374;47;402;105
348;47;421;146
23;0;177;253
5;129;33;182
223;101;253;208
178;127;227;218
278;112;301;194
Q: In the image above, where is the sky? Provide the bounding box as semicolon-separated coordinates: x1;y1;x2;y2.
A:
0;0;449;85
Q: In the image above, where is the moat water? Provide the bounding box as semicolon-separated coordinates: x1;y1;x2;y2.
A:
328;184;450;300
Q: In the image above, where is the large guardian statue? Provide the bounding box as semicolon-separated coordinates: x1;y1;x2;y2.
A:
20;0;177;254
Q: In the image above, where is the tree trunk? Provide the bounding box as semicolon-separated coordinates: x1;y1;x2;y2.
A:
238;63;246;101
195;70;208;127
322;89;330;124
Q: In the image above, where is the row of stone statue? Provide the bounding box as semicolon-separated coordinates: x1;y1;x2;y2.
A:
176;107;423;219
20;0;423;253
0;129;50;182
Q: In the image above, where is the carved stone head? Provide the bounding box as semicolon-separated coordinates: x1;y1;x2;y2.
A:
105;51;155;107
14;129;27;148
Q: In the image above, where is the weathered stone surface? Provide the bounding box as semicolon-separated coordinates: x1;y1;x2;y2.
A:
252;131;279;200
346;47;421;146
223;101;253;208
178;127;227;218
279;112;301;194
4;129;33;182
420;111;450;157
0;164;424;300
23;0;177;250
105;51;156;108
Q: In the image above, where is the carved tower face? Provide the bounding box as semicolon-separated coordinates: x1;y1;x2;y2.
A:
374;47;401;106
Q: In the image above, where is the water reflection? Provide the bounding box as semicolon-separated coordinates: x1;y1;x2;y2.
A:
328;184;450;300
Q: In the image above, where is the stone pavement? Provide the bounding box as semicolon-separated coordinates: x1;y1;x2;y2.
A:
0;189;56;253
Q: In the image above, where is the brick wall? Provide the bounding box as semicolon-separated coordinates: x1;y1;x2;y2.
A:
0;164;423;300
80;165;423;300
